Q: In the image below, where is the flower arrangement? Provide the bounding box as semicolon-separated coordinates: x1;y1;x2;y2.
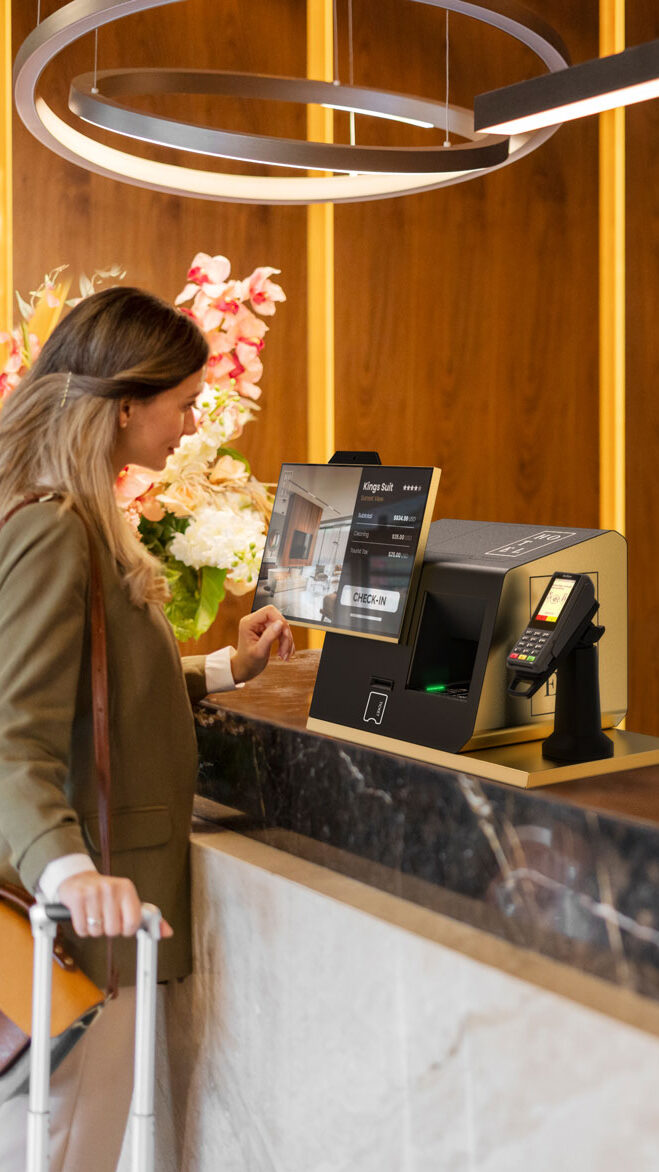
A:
0;265;125;399
1;254;285;642
121;253;285;640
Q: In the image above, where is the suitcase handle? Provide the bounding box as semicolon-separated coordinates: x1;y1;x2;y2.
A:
40;902;162;937
27;902;161;1172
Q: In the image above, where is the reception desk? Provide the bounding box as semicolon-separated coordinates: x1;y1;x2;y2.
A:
147;651;659;1171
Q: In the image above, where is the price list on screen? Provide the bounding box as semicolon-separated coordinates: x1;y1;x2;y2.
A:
336;468;436;638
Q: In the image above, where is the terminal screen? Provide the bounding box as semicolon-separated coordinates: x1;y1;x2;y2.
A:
533;576;576;626
253;464;440;641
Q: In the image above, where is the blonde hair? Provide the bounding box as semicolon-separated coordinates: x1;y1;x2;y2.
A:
0;287;209;606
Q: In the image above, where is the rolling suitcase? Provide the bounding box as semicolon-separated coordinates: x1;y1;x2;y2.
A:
27;901;162;1172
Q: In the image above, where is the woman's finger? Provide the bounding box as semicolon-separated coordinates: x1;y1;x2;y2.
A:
119;884;143;937
83;897;104;937
254;619;282;658
101;883;122;937
277;624;295;660
65;893;89;938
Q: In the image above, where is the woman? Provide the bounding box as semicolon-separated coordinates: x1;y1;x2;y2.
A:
0;286;294;1170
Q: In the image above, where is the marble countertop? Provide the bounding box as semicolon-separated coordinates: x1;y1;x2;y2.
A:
195;650;659;1010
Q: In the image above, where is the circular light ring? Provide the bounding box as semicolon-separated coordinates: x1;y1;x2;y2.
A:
69;70;510;174
14;0;570;205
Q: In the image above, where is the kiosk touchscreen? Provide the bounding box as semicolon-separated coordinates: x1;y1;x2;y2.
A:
253;464;440;641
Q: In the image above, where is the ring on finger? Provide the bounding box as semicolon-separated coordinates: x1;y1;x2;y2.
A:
86;915;102;930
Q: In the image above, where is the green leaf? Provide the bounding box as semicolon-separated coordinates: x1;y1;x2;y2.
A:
194;566;227;637
138;512;190;560
161;557;202;642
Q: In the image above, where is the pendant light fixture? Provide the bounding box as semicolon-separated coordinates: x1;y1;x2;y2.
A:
14;0;570;206
474;38;659;136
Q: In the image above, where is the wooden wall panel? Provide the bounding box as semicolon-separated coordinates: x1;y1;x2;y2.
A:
626;3;659;735
334;0;600;533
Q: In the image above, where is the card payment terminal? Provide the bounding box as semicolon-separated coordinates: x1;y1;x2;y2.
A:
507;573;599;698
507;572;614;763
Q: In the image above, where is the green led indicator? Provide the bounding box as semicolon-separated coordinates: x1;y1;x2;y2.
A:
425;683;447;693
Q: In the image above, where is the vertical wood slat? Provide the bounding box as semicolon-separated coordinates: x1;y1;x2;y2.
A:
306;0;334;465
599;0;625;536
306;0;334;650
0;0;12;333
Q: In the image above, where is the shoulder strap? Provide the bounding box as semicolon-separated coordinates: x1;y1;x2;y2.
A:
0;494;41;531
0;495;117;994
85;522;112;881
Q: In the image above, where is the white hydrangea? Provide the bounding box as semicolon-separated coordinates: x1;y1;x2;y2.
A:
169;505;266;578
162;422;224;481
161;386;255;484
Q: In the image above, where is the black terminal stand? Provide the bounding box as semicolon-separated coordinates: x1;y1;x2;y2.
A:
542;625;613;764
508;575;614;765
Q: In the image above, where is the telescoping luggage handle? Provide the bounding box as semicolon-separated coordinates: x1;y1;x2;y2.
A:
27;902;162;1172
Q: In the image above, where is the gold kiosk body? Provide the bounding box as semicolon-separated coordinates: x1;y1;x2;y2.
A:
308;519;659;787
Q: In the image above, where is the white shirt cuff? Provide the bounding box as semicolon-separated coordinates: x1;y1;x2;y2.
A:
205;645;244;693
38;854;98;903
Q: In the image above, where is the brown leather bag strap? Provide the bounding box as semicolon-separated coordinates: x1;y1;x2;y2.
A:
0;495;117;995
77;515;118;997
0;880;34;916
0;494;41;534
84;522;112;881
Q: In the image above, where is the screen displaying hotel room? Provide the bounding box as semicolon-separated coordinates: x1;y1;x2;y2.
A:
255;465;362;623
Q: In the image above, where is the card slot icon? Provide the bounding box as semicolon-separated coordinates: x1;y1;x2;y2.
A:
363;691;389;724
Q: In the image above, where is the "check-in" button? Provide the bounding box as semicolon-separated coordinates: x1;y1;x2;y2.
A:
340;585;400;613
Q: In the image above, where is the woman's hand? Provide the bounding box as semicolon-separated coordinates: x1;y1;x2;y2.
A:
230;605;295;685
57;872;174;939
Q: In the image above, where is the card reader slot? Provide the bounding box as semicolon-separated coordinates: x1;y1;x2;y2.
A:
370;676;394;692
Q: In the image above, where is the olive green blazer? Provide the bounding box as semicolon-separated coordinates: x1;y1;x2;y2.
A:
0;500;209;985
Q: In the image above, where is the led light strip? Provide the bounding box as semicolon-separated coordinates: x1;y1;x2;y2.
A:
599;0;626;540
475;39;659;135
14;0;569;205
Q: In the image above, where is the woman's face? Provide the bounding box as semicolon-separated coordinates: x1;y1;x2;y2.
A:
112;368;204;475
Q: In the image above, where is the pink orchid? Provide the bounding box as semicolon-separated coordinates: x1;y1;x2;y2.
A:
0;371;20;400
224;306;268;349
246;267;286;316
0;332;23;374
213;280;246;317
191;291;223;333
210;367;262;402
175;253;232;304
206;352;236;379
206;328;234;359
233;379;261;402
234;341;263;384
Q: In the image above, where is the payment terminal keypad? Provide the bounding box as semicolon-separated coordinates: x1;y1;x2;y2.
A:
507;628;551;665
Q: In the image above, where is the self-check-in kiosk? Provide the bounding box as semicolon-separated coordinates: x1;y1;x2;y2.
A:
255;456;659;788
